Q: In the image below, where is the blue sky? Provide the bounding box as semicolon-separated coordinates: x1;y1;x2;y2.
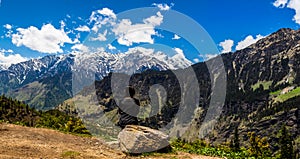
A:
0;0;299;66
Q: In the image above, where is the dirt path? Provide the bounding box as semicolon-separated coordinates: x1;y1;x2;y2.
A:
0;123;221;159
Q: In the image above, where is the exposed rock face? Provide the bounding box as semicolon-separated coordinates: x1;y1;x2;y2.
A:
118;125;169;153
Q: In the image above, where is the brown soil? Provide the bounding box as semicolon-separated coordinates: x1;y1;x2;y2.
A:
0;123;221;159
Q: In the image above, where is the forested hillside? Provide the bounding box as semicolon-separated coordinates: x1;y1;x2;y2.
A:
0;95;90;135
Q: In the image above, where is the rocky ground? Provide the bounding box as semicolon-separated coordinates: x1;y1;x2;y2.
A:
0;123;221;159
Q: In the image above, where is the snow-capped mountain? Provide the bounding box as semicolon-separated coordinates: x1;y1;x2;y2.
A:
0;47;192;94
0;64;6;70
72;47;192;79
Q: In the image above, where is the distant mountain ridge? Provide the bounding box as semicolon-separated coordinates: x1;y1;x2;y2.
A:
0;47;192;110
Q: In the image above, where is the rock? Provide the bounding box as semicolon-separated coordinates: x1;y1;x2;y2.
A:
287;120;294;127
118;125;169;154
106;141;121;150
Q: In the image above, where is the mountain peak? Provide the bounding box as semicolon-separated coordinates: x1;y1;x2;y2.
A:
268;28;300;40
275;28;294;34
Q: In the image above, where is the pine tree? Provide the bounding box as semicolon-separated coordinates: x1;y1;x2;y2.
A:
248;132;271;158
278;125;294;159
233;126;240;151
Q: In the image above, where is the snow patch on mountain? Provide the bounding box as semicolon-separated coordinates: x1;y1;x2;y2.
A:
0;48;192;92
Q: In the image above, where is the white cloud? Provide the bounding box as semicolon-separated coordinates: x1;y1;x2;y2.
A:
5;31;13;38
87;8;164;46
11;24;75;54
152;3;174;11
72;33;81;44
143;12;163;26
71;44;89;52
98;8;116;19
107;44;116;50
89;11;98;23
112;12;163;46
6;49;13;53
91;25;99;33
172;34;181;40
90;30;107;41
3;24;13;38
273;0;300;24
273;0;288;8
89;8;117;33
75;25;90;32
219;39;234;53
0;49;28;67
89;8;116;24
287;0;300;24
112;19;155;46
4;24;12;30
236;35;265;50
60;20;66;29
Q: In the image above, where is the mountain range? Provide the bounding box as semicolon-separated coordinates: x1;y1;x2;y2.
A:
0;47;191;110
1;28;300;153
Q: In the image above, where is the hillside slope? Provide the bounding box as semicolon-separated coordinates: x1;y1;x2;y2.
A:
0;123;221;159
0;123;124;159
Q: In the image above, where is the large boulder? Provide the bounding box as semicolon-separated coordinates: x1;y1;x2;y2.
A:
118;125;169;153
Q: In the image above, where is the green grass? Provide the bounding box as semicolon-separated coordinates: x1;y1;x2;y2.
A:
275;86;300;102
252;81;273;91
61;151;80;158
171;139;249;159
270;90;281;96
170;139;277;159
